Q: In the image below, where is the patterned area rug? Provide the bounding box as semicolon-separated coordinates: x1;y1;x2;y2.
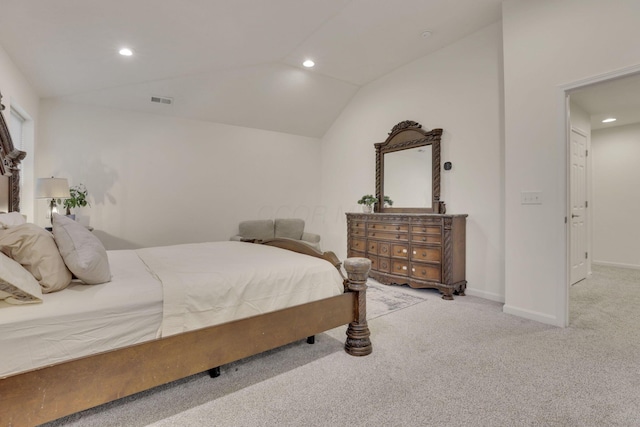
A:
366;280;429;319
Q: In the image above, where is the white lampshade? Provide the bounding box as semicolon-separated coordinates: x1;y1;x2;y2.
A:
36;177;70;199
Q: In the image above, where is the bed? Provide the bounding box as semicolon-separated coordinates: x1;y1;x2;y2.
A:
0;90;372;427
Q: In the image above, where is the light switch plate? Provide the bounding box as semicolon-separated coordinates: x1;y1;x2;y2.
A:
521;191;542;205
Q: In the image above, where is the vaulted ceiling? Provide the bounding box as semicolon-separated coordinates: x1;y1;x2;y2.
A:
0;0;503;137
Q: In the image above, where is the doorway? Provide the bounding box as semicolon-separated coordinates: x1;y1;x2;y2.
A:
565;69;640;323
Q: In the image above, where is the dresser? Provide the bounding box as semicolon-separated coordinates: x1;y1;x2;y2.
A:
346;213;467;299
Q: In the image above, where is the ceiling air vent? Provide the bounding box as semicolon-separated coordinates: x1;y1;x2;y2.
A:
150;96;173;105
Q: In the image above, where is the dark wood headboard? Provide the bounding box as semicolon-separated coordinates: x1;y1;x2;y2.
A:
0;90;26;212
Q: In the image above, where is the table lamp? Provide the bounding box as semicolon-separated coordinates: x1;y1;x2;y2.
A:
36;177;70;224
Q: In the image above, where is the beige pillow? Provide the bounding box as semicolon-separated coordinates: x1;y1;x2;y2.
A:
0;223;72;293
0;252;43;304
275;218;305;240
52;214;111;285
239;219;275;241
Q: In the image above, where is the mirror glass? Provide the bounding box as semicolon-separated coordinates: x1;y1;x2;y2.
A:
383;146;432;208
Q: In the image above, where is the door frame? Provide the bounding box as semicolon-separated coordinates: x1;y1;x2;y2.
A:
558;63;640;327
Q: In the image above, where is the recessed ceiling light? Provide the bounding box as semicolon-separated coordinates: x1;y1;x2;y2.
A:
302;59;315;68
602;117;617;123
421;31;432;39
119;48;133;56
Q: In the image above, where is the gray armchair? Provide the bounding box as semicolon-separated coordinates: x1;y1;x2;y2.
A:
230;218;321;251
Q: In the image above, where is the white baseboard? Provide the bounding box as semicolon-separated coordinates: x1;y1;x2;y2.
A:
502;304;561;327
465;288;504;303
592;261;640;271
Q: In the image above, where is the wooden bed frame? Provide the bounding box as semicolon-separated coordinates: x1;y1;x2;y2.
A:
0;91;372;427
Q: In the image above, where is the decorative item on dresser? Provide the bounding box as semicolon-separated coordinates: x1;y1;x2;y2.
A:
347;213;466;299
348;120;468;299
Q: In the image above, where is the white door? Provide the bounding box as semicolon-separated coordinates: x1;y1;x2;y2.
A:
570;128;588;284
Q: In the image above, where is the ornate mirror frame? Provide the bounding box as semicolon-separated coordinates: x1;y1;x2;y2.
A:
374;120;445;214
0;90;26;212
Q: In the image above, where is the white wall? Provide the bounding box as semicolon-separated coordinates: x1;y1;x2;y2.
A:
502;0;640;325
37;100;323;250
591;123;640;269
320;23;504;301
0;43;40;220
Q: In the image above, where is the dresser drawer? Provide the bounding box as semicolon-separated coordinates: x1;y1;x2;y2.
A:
391;243;409;259
348;249;364;259
378;257;391;273
368;230;408;241
411;225;441;235
411;234;442;244
368;240;379;254
411;263;441;282
349;227;366;238
392;260;409;276
367;255;378;271
410;246;441;263
369;222;409;232
412;217;441;226
351;220;366;229
378;242;391;257
350;238;366;252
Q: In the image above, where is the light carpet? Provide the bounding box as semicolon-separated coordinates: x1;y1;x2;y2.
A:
43;268;640;426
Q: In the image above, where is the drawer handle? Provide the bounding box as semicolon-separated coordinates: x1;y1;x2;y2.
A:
396;226;400;230
413;250;417;255
402;266;407;271
371;233;376;237
422;228;427;232
412;267;415;272
422;270;426;275
422;252;427;257
422;237;426;241
371;225;376;229
370;245;375;250
402;249;407;253
396;235;400;239
355;243;359;247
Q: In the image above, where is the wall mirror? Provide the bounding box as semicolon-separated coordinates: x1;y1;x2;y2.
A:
374;120;445;213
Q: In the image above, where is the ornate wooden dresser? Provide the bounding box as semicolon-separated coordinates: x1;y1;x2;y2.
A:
346;213;467;300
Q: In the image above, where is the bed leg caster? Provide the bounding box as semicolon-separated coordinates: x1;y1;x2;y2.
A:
306;335;315;344
209;366;221;378
344;258;372;356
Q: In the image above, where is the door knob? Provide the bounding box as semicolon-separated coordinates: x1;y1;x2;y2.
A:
571;214;580;218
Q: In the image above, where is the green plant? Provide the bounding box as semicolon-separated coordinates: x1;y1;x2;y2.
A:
62;184;90;215
383;196;394;206
357;194;378;206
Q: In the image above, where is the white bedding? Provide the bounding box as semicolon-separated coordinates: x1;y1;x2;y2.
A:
0;250;163;378
0;241;344;378
137;241;344;336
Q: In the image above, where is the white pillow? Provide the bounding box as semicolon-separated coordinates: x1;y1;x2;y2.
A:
52;214;111;285
0;252;43;304
0;212;27;229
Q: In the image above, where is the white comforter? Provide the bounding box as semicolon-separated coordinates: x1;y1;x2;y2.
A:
0;241;344;377
136;241;344;337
